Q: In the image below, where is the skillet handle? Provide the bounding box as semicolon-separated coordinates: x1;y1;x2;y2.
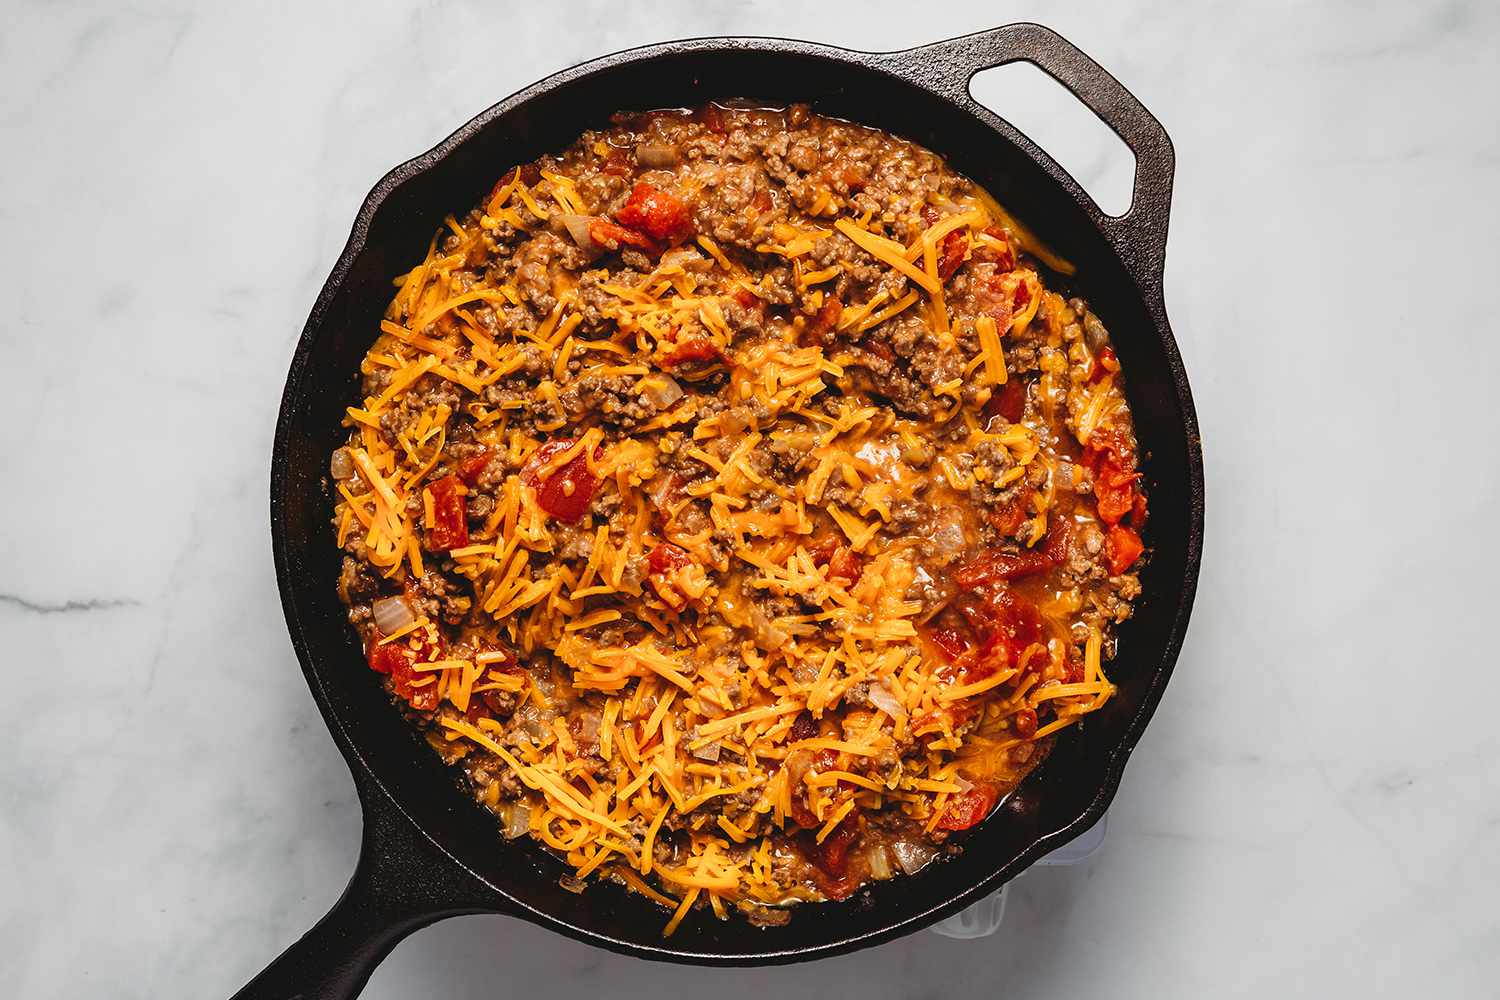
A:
890;23;1176;288
229;786;498;1000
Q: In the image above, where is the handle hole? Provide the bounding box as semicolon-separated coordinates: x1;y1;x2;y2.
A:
969;62;1136;218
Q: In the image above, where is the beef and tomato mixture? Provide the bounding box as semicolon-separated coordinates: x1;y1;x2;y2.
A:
330;104;1147;934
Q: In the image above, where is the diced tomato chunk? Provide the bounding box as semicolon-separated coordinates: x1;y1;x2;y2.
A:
808;536;862;587
1105;523;1145;575
811;810;860;867
1013;278;1031;310
982;548;1054;584
1014;707;1039;739
937;229;968;281
799;812;862;899
815;296;844;336
976;226;1016;271
522;440;600;523
799;295;842;347
1095;469;1138;526
942;575;1047;684
989;589;1045;652
456;449;490;486
1089;345;1119;384
1084;436;1140;527
826;547;863;587
983;377;1027;426
646;542;698;610
932;631;993;685
1130;490;1149;529
366;640;405;675
953;519;1070;586
788;791;819;830
616;182;692;241
1041;517;1071;563
646;541;692;575
367;625;445;711
426;475;469;551
986;490;1029;536
973;590;1044;672
660;337;725;369
806;536;837;563
972;262;1015;328
937;783;999;831
588;218;656;252
953;548;1022;587
731;285;762;310
1085;428;1136;467
921;204;967;279
927;626;973;662
599;144;633;176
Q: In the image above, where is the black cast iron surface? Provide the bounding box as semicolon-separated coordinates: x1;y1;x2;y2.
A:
240;22;1203;999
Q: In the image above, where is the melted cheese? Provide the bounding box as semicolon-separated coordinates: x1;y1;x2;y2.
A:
332;123;1130;937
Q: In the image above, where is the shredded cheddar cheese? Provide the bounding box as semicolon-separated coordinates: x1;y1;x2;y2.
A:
330;103;1143;936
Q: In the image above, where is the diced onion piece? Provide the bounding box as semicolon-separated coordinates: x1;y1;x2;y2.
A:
866;845;894;881
744;905;792;927
559;213;602;255
1083;312;1110;353
329;447;355;480
867;682;906;720
661;247;708;272
636;142;679;168
891;837;939;875
927;506;966;560
515;703;551;741
530;672;557;702
638;373;684;409
575;709;602;744
783;750;814;792
372;595;416;635
646;473;678;511
749;607;788;651
718;406;752;436
498;800;530;839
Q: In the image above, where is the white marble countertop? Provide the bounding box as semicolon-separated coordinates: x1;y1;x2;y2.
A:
4;1;1498;997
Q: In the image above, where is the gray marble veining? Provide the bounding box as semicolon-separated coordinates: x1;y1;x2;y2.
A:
3;1;1497;997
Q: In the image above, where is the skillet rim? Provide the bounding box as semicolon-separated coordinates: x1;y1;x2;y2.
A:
269;26;1203;965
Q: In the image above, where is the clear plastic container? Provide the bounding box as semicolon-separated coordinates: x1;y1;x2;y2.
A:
930;814;1107;939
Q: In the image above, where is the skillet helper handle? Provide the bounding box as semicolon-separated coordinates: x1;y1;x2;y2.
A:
895;23;1176;288
230;794;493;1000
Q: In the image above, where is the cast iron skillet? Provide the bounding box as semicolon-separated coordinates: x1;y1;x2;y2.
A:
240;22;1203;999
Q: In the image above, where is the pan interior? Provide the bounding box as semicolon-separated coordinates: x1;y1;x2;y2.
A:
273;41;1197;962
